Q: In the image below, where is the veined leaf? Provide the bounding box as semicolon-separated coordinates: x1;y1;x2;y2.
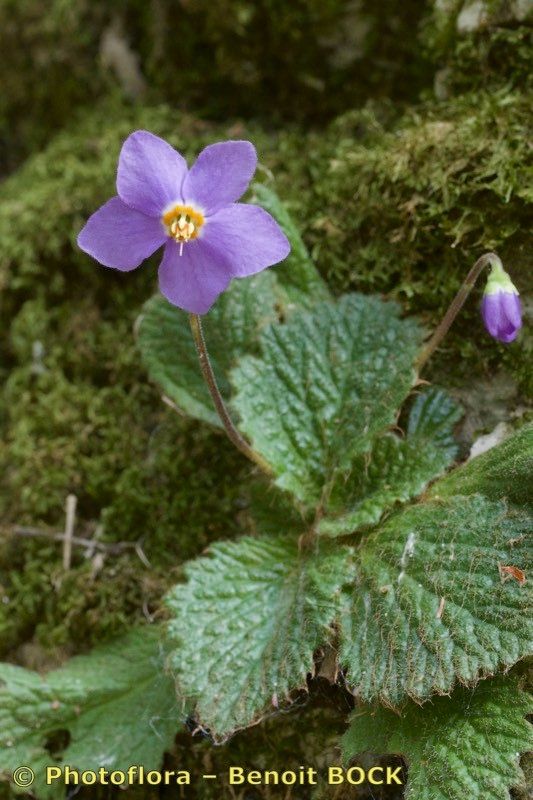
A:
232;294;424;507
342;677;532;800
431;421;533;508
166;535;352;740
0;628;177;798
319;388;462;536
340;495;532;704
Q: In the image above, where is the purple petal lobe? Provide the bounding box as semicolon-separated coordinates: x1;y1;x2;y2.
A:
77;197;166;271
117;130;188;217
200;203;291;278
481;291;522;343
158;240;233;314
182;141;257;215
498;329;519;343
501;292;522;329
481;294;501;338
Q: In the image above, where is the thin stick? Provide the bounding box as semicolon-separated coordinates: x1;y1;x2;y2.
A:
63;494;77;570
416;252;500;372
11;525;149;562
14;526;109;550
189;314;272;474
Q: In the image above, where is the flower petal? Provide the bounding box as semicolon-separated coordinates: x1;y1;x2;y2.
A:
157;240;233;314
481;294;502;338
117;130;188;217
498;329;519;343
501;291;522;330
497;329;518;344
182;141;257;215
481;291;522;343
200;203;291;277
77;197;166;271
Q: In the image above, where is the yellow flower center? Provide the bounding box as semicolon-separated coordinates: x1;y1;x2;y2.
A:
162;205;205;255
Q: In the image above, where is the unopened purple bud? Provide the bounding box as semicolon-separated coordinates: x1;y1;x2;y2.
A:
481;261;522;343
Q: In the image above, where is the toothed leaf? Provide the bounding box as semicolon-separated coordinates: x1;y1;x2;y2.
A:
342;677;532;800
232;294;424;507
431;422;533;508
340;495;532;703
0;628;177;798
166;535;352;740
319;388;462;536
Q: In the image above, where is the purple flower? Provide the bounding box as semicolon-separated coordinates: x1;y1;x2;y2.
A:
77;131;290;313
481;263;522;343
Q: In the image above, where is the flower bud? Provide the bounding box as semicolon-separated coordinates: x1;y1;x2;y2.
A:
481;261;522;343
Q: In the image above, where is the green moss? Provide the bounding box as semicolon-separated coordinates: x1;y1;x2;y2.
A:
0;291;248;657
305;89;531;293
138;0;431;122
2;296;247;543
420;1;532;96
0;540;167;658
0;0;112;168
439;26;532;96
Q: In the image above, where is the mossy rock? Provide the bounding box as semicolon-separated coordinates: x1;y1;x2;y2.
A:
423;0;532;52
0;0;112;169
300;88;532;391
304;89;531;294
421;1;532;98
0;291;248;657
0;0;433;168
2;0;529;167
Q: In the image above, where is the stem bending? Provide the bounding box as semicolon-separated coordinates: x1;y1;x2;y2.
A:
416;252;501;372
189;314;272;474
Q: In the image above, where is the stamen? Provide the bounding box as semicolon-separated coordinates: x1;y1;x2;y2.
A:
162;204;205;253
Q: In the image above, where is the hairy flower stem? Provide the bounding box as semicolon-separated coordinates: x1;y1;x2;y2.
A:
416;252;501;372
189;314;273;474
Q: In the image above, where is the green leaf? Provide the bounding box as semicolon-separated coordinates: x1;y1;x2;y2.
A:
406;385;461;446
431;422;533;508
232;294;424;506
251;183;331;308
340;495;532;704
342;677;532;800
138;271;285;428
0;628;177;797
166;534;352;740
318;388;462;536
